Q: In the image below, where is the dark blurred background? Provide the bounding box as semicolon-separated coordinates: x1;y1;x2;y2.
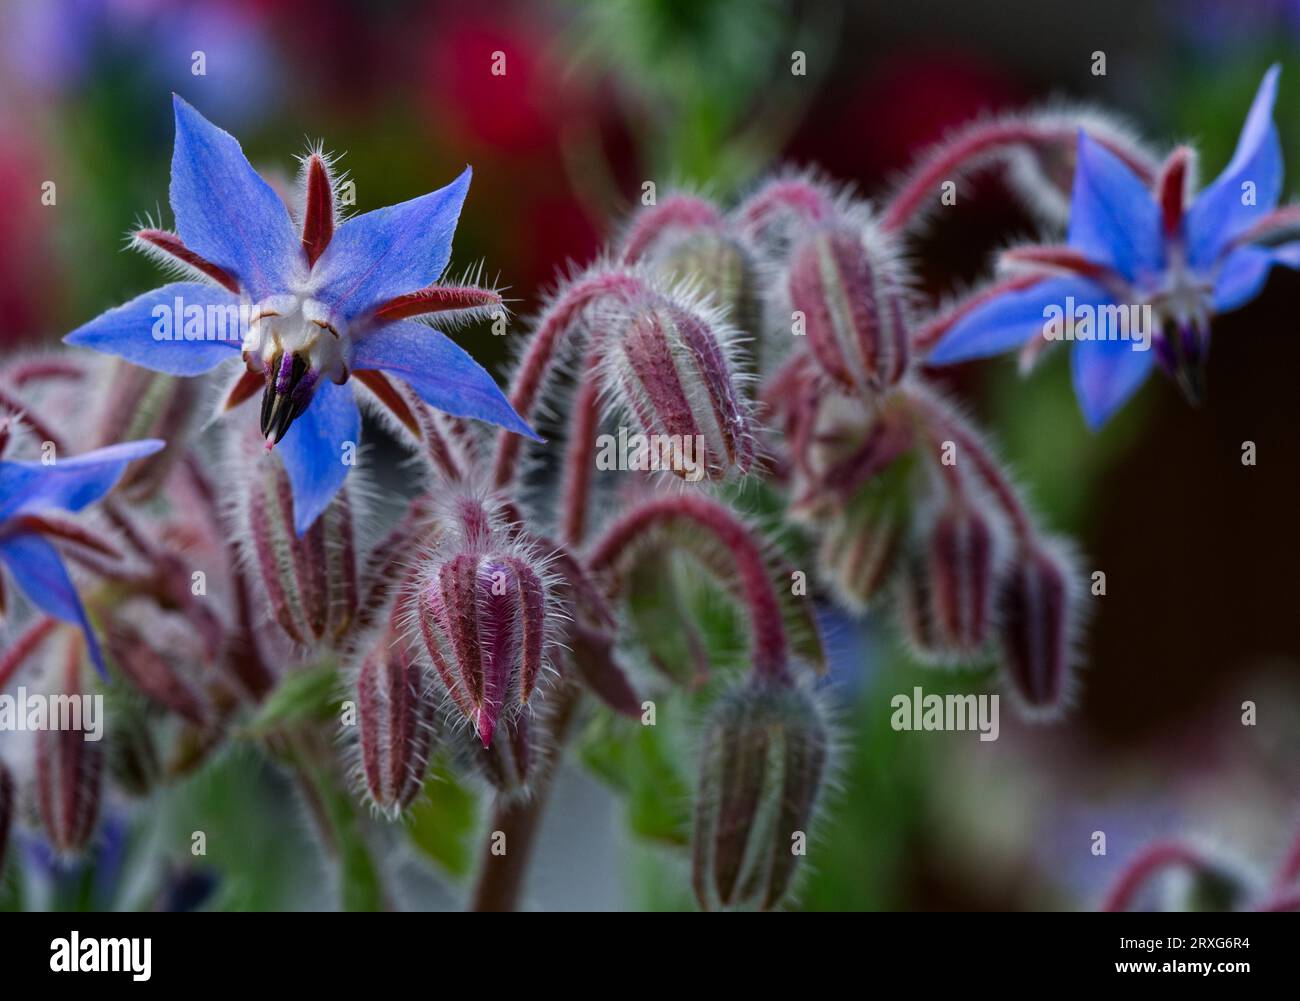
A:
1;0;1297;910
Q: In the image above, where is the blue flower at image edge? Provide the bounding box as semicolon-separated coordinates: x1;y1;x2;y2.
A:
0;439;163;678
66;96;538;535
928;66;1300;429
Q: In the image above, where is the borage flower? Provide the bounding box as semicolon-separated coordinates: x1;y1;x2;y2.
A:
927;66;1300;428
0;438;163;677
67;96;537;533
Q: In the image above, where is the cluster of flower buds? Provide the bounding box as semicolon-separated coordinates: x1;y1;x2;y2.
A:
692;680;828;911
722;170;1085;719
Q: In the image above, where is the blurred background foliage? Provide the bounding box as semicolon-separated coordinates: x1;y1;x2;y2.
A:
1;0;1298;911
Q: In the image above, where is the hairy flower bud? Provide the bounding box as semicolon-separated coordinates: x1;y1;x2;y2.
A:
356;623;438;818
601;294;755;480
241;452;359;646
35;702;104;856
788;225;909;394
998;538;1077;717
414;517;555;749
692;681;828;911
926;503;1000;656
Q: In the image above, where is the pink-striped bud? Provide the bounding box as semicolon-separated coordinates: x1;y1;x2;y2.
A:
997;538;1078;717
35;705;104;857
414;513;555;749
788;225;910;394
0;761;13;873
356;623;438;818
925;503;1001;656
241;453;359;647
692;681;828;911
601;293;755;480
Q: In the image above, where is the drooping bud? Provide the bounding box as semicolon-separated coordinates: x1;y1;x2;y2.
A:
35;676;104;856
997;538;1077;717
692;681;828;911
414;501;556;748
240;450;359;646
0;761;13;874
787;225;910;394
600;292;755;480
356;622;438;818
95;360;201;501
925;502;1000;656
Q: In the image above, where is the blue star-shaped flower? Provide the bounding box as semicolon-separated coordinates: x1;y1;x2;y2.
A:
928;66;1300;428
0;439;163;678
67;96;537;533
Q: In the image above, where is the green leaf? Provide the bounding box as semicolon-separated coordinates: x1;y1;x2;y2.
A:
405;758;482;879
243;662;342;736
580;705;694;846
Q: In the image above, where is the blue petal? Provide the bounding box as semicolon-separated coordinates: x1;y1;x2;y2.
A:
0;533;107;679
1186;66;1283;269
0;440;165;523
312;168;471;322
65;282;243;374
927;276;1113;365
1067;132;1163;282
170;95;300;300
352;320;540;440
1212;244;1277;313
1070;337;1156;431
275;380;361;536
